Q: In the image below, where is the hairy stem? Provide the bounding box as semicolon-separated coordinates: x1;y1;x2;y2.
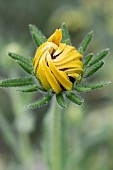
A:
51;96;65;170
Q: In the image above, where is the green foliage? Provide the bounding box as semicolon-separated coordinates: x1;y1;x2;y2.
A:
78;31;94;54
83;53;94;67
88;48;109;66
17;61;33;74
66;91;84;105
8;52;32;65
25;93;53;109
75;81;111;92
83;61;104;78
56;92;67;108
17;84;38;92
8;52;34;74
29;24;47;47
0;77;34;87
61;23;71;45
74;86;91;92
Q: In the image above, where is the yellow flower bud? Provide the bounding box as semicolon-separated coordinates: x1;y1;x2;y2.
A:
33;29;83;94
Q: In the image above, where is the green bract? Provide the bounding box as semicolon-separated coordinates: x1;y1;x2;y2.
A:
0;23;110;109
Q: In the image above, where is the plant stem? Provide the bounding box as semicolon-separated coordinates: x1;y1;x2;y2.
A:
51;96;64;170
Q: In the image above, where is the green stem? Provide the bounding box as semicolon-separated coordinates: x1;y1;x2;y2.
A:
51;96;65;170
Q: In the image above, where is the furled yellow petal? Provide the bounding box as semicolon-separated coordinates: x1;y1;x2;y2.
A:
41;59;62;94
37;53;51;90
47;29;62;46
33;42;58;70
54;45;75;60
64;68;83;74
53;43;66;57
68;73;82;81
54;48;82;64
47;52;72;90
56;60;83;70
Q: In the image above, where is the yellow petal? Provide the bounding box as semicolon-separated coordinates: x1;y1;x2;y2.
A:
53;43;66;57
53;45;75;61
68;73;82;81
36;53;51;90
47;52;72;91
54;48;82;64
33;42;58;70
64;68;83;74
41;59;62;94
56;60;83;70
47;29;62;46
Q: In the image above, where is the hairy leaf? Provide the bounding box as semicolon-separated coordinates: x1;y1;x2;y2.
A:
66;92;84;105
29;24;47;47
61;23;71;45
74;86;91;92
78;31;94;54
0;77;34;87
75;81;111;92
18;61;33;74
8;52;32;65
9;52;33;74
25;93;53;109
56;93;67;108
83;53;94;67
89;48;109;66
17;84;38;92
83;61;104;78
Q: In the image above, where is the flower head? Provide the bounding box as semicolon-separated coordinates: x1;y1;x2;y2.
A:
0;23;110;109
33;29;83;94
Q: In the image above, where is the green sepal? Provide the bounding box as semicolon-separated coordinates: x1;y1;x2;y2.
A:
25;93;53;109
88;48;109;66
61;23;71;45
17;84;38;92
8;52;33;74
56;92;67;108
0;77;34;87
78;31;94;54
29;24;47;47
83;61;104;78
83;53;94;67
75;81;111;92
66;91;84;105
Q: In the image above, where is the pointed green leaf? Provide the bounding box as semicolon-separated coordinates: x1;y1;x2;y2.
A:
8;52;34;74
83;53;94;67
17;84;38;92
61;23;71;45
74;86;91;92
83;61;104;78
18;61;33;74
56;93;67;108
29;24;47;47
74;81;111;92
8;52;32;66
89;48;109;66
78;31;94;54
66;92;84;105
0;77;34;87
25;93;53;109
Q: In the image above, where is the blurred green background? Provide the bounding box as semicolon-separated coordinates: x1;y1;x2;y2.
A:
0;0;113;170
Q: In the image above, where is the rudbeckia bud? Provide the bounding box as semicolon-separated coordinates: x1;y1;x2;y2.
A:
33;29;83;94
